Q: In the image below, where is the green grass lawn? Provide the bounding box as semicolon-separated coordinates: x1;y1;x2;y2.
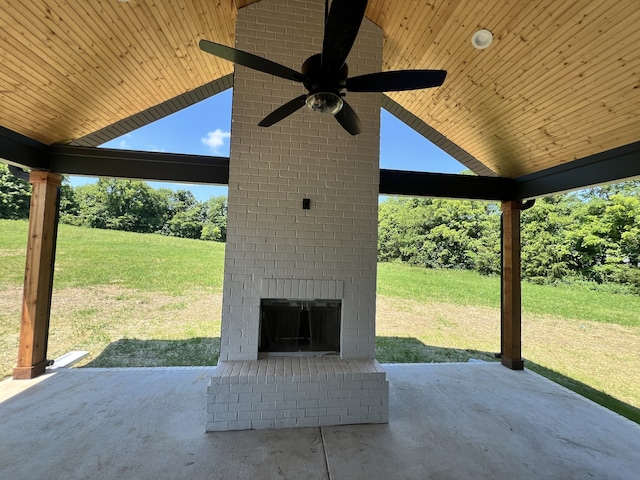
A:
378;262;640;327
2;219;639;423
1;220;225;294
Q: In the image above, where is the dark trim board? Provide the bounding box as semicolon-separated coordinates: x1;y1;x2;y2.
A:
3;125;640;200
380;169;514;200
0;126;50;170
387;141;640;200
49;145;230;186
514;141;640;199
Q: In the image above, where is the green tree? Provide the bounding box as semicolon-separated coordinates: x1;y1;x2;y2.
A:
469;202;501;275
520;195;577;282
75;178;168;233
162;190;205;239
0;163;31;219
201;196;227;242
415;198;498;270
378;197;420;262
378;196;500;272
569;191;640;290
577;180;640;201
58;176;80;223
378;181;640;288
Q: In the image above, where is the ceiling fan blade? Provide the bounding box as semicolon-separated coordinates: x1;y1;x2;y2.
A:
334;100;362;135
258;95;308;127
321;0;368;80
346;70;447;92
199;39;306;83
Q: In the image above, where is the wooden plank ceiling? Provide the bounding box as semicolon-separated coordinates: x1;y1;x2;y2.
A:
1;0;639;178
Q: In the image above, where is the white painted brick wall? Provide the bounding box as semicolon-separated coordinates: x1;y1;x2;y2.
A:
220;0;382;362
208;0;389;432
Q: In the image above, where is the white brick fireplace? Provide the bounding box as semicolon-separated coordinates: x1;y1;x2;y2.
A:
206;0;389;431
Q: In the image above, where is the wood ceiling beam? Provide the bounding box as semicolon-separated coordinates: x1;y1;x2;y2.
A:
0;126;50;170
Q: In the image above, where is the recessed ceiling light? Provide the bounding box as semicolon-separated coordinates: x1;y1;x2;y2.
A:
471;29;493;49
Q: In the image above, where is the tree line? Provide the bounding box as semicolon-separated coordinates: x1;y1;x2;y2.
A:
0;164;227;242
379;181;640;293
3;163;640;292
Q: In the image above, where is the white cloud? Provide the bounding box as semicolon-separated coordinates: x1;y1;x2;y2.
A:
201;129;231;154
118;139;131;149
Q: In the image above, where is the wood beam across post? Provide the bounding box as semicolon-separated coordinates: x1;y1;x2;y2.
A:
13;171;62;380
500;200;525;370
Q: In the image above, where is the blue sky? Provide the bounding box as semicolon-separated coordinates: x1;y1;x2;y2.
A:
71;89;465;201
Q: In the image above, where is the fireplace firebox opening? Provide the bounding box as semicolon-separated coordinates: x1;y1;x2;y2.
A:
259;299;341;354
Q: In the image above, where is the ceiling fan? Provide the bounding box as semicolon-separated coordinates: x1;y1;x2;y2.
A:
199;0;446;135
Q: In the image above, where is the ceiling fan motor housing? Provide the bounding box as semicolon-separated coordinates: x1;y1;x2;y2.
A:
301;53;349;92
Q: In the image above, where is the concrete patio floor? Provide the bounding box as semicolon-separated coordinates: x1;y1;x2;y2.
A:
1;362;639;479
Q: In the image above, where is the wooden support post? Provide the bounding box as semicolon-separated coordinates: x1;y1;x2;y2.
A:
13;171;62;380
501;200;524;370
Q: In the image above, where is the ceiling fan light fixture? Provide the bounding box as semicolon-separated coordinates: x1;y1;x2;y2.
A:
471;29;493;49
305;91;343;115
